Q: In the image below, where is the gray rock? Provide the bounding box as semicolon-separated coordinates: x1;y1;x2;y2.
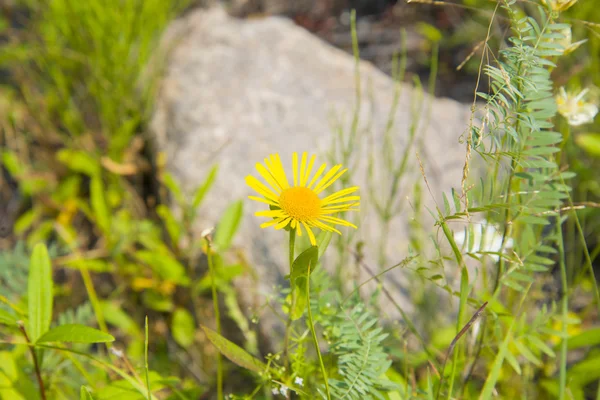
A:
151;7;473;331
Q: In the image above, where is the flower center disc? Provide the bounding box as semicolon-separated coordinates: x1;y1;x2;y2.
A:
279;187;321;221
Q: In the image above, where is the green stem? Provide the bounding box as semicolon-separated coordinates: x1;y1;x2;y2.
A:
307;262;331;400
556;218;568;400
283;229;296;368
19;323;46;400
144;316;151;400
206;238;223;400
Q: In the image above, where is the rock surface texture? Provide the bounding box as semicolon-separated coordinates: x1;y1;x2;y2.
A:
151;7;473;328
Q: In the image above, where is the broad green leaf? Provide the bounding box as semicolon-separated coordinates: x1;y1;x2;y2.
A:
80;386;94;400
192;165;218;209
214;200;243;252
36;324;114;344
289;246;318;320
172;308;195;348
575;133;600;157
200;325;266;374
566;328;600;350
568;355;600;386
0;309;18;326
28;243;53;343
90;177;110;234
316;230;333;260
56;149;100;176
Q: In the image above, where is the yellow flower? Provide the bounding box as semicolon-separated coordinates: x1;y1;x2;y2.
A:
246;152;359;245
541;0;578;12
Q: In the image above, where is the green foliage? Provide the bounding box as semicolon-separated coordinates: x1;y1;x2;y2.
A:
1;0;599;399
324;302;395;400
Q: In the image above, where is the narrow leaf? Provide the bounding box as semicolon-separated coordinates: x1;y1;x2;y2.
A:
36;324;114;344
28;243;53;343
192;165;218;209
201;325;266;373
214;200;243;252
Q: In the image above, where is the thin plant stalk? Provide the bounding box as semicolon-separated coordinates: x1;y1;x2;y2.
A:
283;228;296;368
144;316;152;400
556;217;568;400
206;237;223;400
307;262;331;400
19;323;46;400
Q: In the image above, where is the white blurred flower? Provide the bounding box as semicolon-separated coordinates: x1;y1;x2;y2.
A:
556;87;598;126
294;377;304;387
279;385;289;396
454;220;513;262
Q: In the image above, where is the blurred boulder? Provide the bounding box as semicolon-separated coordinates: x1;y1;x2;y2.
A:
151;7;472;333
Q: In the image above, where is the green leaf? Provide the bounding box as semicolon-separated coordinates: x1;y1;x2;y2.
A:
289;246;318;320
28;243;53;343
192;165;218;209
514;339;541;366
566;328;600;350
135;250;188;285
316;230;333;260
162;173;185;206
575;133;600;157
0;309;18;326
80;386;94;400
36;324;114;344
172;308;195;348
200;325;266;374
214;200;243;252
100;301;142;338
90;177;110;234
56;149;101;176
156;205;181;245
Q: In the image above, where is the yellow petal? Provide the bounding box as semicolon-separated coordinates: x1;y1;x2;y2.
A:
313;165;342;193
322;187;359;203
315;167;347;194
256;163;283;193
246;176;279;202
299;152;307;187
319;215;357;229
302;221;316;246
307;163;327;189
261;219;282;229
321;196;360;206
292;152;299;187
312;219;342;235
301;154;315;187
255;209;285;217
275;217;292;230
248;195;279;207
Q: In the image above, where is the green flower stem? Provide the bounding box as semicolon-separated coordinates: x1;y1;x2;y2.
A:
206;238;223;400
283;228;296;368
307;262;331;400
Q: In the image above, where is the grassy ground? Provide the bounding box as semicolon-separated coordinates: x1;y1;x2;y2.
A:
0;0;599;399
